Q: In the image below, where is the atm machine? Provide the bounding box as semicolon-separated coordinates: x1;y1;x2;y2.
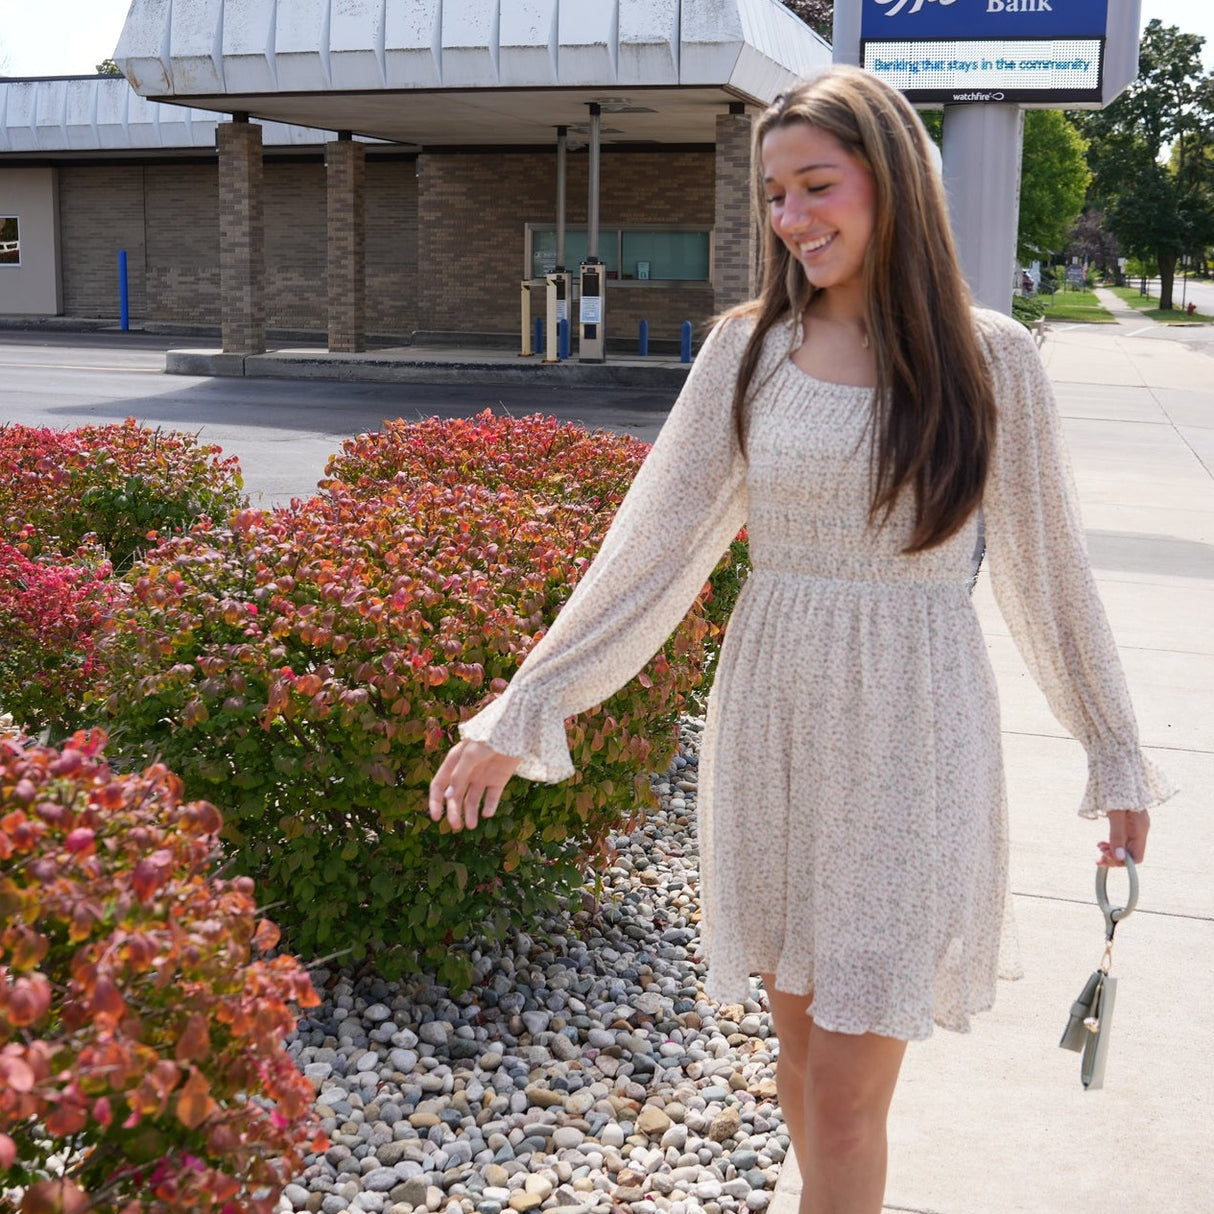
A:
578;260;605;363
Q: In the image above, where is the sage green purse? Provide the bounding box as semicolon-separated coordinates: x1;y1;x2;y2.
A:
1059;856;1138;1091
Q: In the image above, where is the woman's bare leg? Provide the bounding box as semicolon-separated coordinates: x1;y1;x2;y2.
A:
762;975;907;1214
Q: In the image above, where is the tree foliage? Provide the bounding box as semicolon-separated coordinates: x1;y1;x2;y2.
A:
781;1;833;40
1066;210;1122;279
1074;21;1214;309
1018;110;1091;262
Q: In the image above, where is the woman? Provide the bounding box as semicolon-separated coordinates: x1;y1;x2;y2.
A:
429;67;1170;1213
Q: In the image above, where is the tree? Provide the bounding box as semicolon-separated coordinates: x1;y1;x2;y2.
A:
782;0;833;40
1075;21;1214;309
95;58;123;76
1066;210;1122;280
1017;110;1091;263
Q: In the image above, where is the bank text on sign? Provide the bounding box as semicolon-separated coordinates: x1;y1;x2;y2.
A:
860;0;1109;104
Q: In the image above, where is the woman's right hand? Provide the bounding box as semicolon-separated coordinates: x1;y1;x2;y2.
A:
428;739;521;832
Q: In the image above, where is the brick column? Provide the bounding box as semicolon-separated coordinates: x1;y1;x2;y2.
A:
217;118;265;354
326;137;366;352
714;109;757;314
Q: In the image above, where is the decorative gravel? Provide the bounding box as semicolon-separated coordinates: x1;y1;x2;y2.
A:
281;717;787;1214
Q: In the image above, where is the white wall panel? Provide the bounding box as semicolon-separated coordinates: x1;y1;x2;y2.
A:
2;84;37;153
557;0;617;85
95;78;132;147
441;0;500;87
222;0;280;94
33;81;68;151
64;81;101;150
0;169;62;316
275;0;331;91
384;0;442;88
499;0;559;87
113;0;174;94
618;0;678;85
169;0;227;94
330;0;386;90
735;0;828;92
680;0;742;85
125;89;171;147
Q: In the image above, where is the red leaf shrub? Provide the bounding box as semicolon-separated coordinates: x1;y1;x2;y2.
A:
0;731;325;1213
0;543;116;737
93;456;712;987
324;408;751;676
0;419;246;572
322;409;650;507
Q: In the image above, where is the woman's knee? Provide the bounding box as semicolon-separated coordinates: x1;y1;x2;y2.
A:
761;975;814;1069
804;1028;906;1142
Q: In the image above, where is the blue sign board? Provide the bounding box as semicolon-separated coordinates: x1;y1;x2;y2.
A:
860;0;1111;104
861;0;1108;41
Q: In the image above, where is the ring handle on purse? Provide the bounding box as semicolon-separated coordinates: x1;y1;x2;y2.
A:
1096;853;1138;935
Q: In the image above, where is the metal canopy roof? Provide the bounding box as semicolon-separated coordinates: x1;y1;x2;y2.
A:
110;0;831;146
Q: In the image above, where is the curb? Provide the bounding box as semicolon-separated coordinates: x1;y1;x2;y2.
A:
165;349;692;389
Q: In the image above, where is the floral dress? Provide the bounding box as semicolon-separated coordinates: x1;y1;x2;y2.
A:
460;308;1171;1041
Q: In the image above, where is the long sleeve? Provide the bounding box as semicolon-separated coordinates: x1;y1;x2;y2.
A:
458;317;750;783
977;310;1173;817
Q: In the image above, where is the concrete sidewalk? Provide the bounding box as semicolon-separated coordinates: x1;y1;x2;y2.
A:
771;322;1214;1214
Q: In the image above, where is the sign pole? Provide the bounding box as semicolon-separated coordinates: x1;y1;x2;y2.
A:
941;105;1023;314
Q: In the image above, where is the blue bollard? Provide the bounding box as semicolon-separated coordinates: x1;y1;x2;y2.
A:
533;316;544;355
638;319;649;358
119;249;130;332
558;318;570;360
680;320;692;364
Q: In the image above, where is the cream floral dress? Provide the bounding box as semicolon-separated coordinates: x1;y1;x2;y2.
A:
461;308;1172;1041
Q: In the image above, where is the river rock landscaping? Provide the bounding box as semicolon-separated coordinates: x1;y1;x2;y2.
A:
281;718;787;1214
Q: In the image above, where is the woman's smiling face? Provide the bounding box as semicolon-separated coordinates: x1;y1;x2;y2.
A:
761;122;877;299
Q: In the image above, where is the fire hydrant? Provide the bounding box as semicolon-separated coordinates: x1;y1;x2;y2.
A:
1187;302;1197;316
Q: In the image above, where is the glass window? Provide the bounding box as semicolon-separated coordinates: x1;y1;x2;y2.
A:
531;229;619;278
622;231;710;281
0;217;19;266
528;225;708;281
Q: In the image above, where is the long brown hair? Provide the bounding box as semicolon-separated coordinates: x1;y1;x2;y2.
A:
729;66;995;553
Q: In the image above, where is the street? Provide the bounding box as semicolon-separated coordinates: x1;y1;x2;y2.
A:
0;331;678;506
1125;274;1214;317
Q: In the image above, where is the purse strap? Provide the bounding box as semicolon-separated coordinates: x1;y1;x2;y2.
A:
1095;855;1138;971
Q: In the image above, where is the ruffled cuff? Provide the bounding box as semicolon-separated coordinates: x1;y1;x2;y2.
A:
1078;743;1176;818
458;686;574;784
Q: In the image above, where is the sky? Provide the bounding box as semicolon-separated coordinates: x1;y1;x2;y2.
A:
1;0;1213;77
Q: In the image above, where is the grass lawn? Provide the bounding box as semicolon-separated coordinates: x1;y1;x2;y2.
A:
1037;288;1117;323
1107;285;1213;324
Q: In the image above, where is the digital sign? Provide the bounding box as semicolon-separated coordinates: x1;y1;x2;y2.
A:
860;0;1110;105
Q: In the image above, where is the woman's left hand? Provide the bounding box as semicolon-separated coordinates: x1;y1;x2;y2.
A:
1097;809;1150;867
428;738;521;833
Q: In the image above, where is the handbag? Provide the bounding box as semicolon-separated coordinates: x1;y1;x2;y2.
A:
1059;855;1138;1090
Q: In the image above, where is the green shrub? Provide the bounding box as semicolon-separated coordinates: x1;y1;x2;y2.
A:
0;420;246;572
0;730;325;1214
93;472;712;988
1012;293;1047;327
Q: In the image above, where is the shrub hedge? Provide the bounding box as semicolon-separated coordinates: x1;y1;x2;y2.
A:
0;542;116;738
0;420;246;572
324;409;751;675
0;730;324;1214
94;472;711;987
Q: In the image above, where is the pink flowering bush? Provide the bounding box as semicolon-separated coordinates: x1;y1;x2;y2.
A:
0;730;325;1214
0;420;245;572
93;473;712;986
0;541;117;737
